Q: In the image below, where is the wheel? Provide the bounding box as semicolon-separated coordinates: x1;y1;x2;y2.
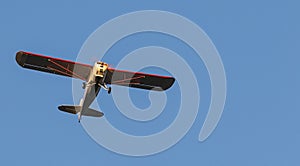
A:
108;87;111;94
82;82;86;89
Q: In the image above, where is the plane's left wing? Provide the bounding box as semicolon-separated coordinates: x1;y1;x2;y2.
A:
16;51;92;81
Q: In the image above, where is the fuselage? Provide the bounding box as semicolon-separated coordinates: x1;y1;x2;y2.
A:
78;62;109;120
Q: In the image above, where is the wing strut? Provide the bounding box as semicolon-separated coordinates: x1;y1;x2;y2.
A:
48;59;87;80
111;75;146;84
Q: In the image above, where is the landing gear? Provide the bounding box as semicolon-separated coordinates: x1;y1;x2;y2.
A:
108;87;111;94
82;82;86;89
98;82;111;94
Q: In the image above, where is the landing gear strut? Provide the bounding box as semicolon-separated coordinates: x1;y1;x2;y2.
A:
99;83;111;94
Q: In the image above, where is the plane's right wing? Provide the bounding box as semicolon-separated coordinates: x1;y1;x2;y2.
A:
104;68;175;91
16;51;92;81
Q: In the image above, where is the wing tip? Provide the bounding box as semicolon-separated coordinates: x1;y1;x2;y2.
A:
15;51;25;67
153;77;175;91
162;77;175;90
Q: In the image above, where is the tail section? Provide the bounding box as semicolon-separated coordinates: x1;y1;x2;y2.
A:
58;105;81;114
58;105;104;117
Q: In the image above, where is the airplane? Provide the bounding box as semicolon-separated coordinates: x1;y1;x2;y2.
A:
15;51;175;122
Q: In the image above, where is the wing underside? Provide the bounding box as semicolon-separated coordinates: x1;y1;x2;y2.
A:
105;68;175;91
16;51;92;81
16;51;175;91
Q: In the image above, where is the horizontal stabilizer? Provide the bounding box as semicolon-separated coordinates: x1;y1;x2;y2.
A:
58;105;104;117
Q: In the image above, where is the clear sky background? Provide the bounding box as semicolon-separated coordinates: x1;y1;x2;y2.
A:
1;0;299;165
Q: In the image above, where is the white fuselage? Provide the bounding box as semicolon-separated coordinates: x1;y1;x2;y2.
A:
78;62;109;120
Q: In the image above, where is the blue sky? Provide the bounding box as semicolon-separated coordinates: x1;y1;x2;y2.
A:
1;0;300;165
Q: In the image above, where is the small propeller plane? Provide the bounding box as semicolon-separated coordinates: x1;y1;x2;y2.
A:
16;51;175;122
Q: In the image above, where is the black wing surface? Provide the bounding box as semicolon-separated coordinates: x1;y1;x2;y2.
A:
16;51;92;81
104;68;175;91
